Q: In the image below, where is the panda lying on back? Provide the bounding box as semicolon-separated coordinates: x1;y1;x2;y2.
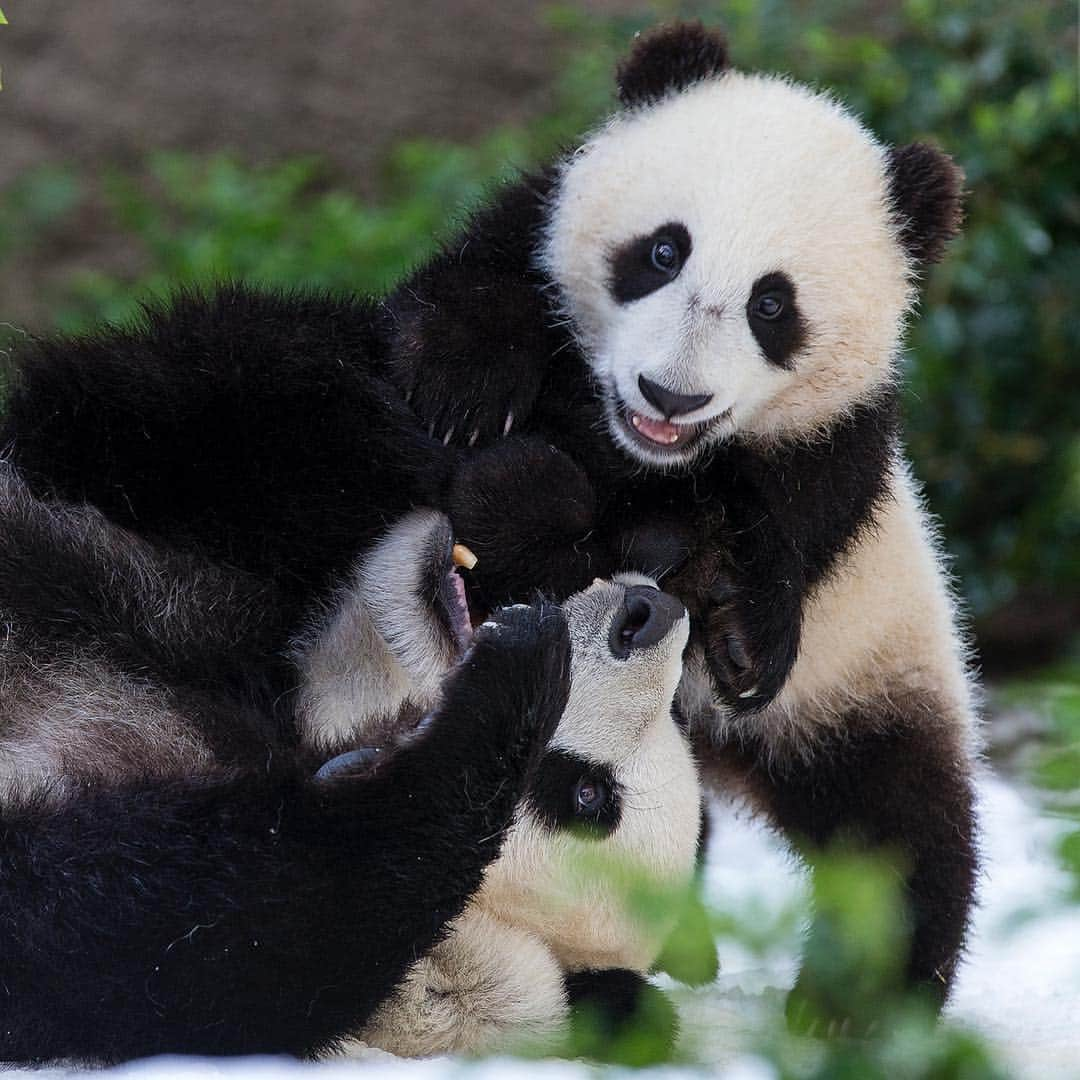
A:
2;22;978;1026
0;462;702;1062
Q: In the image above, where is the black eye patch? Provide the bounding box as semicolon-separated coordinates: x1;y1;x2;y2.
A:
746;271;806;369
527;749;621;838
609;222;692;305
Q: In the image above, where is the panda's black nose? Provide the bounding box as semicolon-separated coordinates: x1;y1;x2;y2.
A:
609;585;686;658
638;375;713;419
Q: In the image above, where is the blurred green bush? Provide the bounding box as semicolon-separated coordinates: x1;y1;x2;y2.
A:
2;0;1074;630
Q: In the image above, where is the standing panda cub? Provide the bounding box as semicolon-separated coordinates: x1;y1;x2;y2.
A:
388;21;979;1023
297;541;702;1058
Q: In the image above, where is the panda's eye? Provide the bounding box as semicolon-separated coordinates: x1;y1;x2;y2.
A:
754;293;784;320
574;776;609;816
650;239;680;274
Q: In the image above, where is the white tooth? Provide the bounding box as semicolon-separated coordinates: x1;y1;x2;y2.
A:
468;429;479;447
442;427;454;446
503;411;514;436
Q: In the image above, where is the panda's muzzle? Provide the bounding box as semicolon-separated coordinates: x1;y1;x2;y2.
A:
609;585;686;659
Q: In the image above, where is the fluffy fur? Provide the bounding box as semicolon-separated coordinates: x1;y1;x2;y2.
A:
0;469;575;1063
383;22;979;1019
0;463;703;1061
357;577;702;1058
0;21;979;1024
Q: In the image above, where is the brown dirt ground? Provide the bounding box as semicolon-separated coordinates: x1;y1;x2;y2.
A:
0;0;639;330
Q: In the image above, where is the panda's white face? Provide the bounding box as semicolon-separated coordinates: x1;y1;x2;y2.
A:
295;515;701;974
476;574;701;974
543;71;912;467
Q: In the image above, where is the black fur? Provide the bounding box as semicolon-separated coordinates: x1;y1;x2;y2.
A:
746;271;807;369
714;697;979;1026
616;22;729;109
609;222;692;304
565;968;679;1064
1;285;453;616
886;142;964;266
528;749;621;836
0;465;573;1063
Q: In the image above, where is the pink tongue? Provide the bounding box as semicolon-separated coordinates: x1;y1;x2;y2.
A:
631;412;682;445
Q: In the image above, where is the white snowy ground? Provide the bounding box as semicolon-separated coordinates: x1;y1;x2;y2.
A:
11;768;1080;1080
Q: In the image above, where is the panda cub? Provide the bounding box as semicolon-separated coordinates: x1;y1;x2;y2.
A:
0;20;977;1025
337;566;701;1058
0;462;701;1062
386;22;980;1022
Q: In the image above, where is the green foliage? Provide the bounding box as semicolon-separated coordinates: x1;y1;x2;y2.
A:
533;842;1011;1076
1003;656;1080;900
2;0;1074;618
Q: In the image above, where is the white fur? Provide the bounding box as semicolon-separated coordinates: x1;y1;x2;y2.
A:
352;910;566;1058
357;576;702;1057
542;71;913;465
0;635;216;799
680;461;979;760
293;510;456;750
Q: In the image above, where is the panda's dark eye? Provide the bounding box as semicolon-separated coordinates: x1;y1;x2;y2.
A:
574;775;609;816
609;222;691;304
650;239;680;274
754;293;784;320
746;271;806;370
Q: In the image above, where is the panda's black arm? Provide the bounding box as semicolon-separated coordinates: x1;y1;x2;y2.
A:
667;394;899;710
384;170;571;449
0;605;571;1065
1;283;454;602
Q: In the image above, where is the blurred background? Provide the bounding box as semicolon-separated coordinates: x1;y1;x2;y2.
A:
0;2;1077;1074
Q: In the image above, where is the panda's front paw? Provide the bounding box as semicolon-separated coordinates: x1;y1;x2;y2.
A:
453;601;571;776
406;353;545;450
703;575;798;713
448;437;612;604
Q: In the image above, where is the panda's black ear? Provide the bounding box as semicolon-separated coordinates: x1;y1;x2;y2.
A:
886;142;964;267
616;22;729;109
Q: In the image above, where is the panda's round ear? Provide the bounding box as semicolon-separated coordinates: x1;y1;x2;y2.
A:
886;142;965;267
616;22;730;109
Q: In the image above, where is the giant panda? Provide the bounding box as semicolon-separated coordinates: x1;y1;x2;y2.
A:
382;23;980;1024
0;21;978;1026
339;571;701;1058
0;460;702;1063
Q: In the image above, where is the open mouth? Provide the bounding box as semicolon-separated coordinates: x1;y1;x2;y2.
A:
433;536;482;655
616;400;730;457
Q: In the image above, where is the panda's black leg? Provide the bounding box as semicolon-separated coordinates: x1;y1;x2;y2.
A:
724;705;977;1028
564;969;678;1064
